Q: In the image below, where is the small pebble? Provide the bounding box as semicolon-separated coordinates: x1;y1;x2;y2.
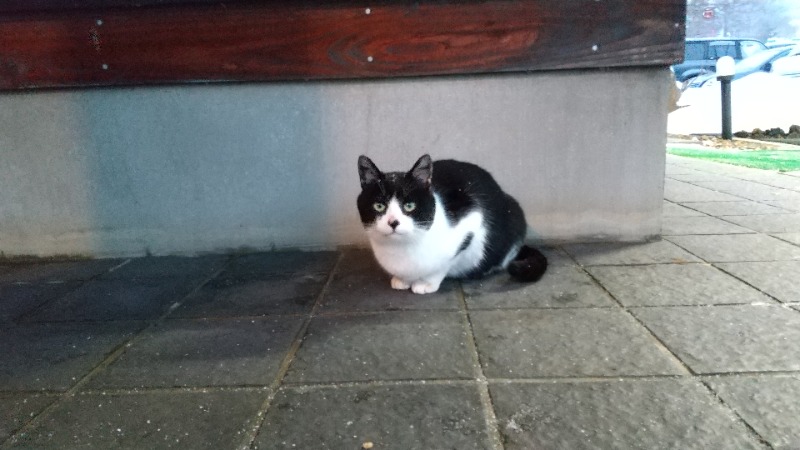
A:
362;442;374;449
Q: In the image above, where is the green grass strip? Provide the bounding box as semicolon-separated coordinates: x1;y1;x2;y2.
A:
667;146;800;171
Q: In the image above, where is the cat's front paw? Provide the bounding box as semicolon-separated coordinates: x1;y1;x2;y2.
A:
391;277;411;290
411;281;440;294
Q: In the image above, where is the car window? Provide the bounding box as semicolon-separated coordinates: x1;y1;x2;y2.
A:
740;41;766;58
685;42;706;60
709;42;736;59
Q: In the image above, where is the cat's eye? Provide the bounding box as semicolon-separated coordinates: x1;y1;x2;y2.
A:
373;202;386;213
403;202;416;212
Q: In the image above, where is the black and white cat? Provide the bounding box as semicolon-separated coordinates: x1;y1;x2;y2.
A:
357;154;547;294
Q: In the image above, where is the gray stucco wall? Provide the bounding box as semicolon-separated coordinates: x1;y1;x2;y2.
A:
0;68;670;258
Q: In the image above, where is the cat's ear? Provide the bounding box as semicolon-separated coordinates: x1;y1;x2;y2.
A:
358;155;383;188
409;154;433;188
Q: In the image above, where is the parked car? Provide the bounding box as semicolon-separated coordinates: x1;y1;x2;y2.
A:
672;37;767;82
684;44;800;89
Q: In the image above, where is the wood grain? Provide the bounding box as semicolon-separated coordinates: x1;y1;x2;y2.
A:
0;0;685;90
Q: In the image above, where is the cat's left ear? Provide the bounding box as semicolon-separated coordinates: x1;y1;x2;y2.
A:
358;155;383;188
409;154;433;188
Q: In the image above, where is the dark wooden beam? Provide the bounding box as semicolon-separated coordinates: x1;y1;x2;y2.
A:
0;1;685;90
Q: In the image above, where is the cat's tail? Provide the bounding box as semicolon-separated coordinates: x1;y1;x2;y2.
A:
507;245;548;282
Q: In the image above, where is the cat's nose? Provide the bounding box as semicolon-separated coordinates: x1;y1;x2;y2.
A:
388;219;400;229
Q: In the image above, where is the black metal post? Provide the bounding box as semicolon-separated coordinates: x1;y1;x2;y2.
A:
718;75;733;140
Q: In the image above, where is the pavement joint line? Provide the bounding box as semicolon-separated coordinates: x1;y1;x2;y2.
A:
578;265;695;377
237;251;345;450
0;257;234;450
72;386;272;396
106;258;132;273
697;378;775;449
455;280;504;450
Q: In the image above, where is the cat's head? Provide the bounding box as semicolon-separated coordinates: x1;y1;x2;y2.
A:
357;154;436;239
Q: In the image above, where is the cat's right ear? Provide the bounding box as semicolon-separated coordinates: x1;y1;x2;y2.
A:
358;155;383;188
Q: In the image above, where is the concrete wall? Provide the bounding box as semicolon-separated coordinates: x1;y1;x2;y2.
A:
0;68;670;258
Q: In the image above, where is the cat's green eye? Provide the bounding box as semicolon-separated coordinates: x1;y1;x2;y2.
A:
373;202;386;213
403;202;416;212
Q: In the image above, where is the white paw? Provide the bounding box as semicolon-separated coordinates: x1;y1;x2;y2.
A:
411;281;440;294
391;277;411;290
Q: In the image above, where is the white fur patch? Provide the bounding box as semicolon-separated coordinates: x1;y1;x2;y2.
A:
366;193;486;293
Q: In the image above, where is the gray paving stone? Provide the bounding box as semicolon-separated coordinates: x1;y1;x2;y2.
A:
763;200;800;212
693;180;800;202
490;379;761;450
721;213;800;233
318;249;459;312
682;201;791;216
0;282;81;323
661;215;754;235
0;393;57;441
172;273;328;318
23;278;201;322
587;263;772;307
256;384;490;450
88;318;303;389
0;322;142;391
285;311;473;383
7;389;266;449
661;201;706;217
463;264;616;309
632;305;800;373
224;250;338;279
470;309;684;378
668;234;800;262
664;179;746;202
563;240;701;266
0;259;123;284
707;375;800;450
668;171;737;182
716;261;800;303
100;255;229;280
774;232;800;245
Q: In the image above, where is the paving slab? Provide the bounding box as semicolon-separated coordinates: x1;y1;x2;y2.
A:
318;250;460;313
681;201;791;216
223;251;338;279
763;200;800;212
667;171;737;182
774;232;800;246
0;259;123;284
463;264;616;309
256;384;491;450
0;282;82;323
470;309;684;378
490;379;761;450
7;389;267;449
285;311;474;383
587;263;772;307
664;179;746;202
87;317;303;389
660;215;754;235
661;201;706;217
632;305;800;374
692;181;800;202
99;255;229;280
715;261;800;304
668;234;800;262
706;375;800;450
0;393;57;441
720;213;800;233
563;240;701;266
171;272;328;318
22;278;201;322
0;322;143;391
